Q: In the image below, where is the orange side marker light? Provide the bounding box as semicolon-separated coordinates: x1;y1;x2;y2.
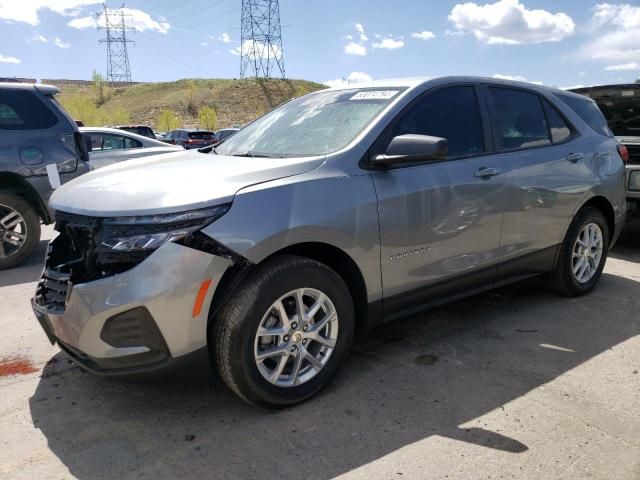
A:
192;279;213;317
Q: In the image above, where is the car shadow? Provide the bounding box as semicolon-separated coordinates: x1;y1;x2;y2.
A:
0;238;48;288
610;231;640;263
29;273;640;479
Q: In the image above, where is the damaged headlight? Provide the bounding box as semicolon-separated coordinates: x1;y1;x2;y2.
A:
98;205;230;254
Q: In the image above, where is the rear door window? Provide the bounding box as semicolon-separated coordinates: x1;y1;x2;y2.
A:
542;99;572;144
0;89;58;130
489;87;551;151
558;94;613;137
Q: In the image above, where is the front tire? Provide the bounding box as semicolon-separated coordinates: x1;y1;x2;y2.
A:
0;191;40;270
212;255;355;408
550;207;609;296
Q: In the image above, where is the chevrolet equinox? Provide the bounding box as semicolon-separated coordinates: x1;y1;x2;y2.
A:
32;77;627;407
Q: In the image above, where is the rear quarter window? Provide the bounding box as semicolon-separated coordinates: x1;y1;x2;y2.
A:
0;89;59;130
558;94;613;137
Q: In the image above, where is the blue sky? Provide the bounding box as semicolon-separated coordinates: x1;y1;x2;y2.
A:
1;0;639;88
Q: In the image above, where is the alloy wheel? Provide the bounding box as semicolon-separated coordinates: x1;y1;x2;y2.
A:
254;288;339;387
572;222;603;284
0;204;28;259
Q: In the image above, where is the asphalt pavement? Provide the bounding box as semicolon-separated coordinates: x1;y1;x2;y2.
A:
0;225;638;479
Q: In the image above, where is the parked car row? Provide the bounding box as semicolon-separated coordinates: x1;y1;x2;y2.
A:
26;76;628;408
161;127;239;149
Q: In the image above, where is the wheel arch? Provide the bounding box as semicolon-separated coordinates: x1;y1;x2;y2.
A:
207;241;372;339
578;195;615;240
0;172;50;223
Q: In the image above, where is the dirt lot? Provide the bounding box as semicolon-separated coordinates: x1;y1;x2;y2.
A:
1;226;639;479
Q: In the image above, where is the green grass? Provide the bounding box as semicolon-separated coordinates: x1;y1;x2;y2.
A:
55;78;326;130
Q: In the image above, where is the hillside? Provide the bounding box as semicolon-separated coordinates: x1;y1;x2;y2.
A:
53;78;327;131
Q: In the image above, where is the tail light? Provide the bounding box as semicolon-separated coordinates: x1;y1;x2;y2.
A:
617;144;629;164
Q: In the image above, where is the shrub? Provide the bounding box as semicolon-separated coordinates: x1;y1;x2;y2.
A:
198;106;217;130
157;109;180;131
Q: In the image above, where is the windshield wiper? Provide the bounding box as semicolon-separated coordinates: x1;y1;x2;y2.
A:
231;151;273;158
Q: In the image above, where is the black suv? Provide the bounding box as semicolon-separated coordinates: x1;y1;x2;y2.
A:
0;82;90;269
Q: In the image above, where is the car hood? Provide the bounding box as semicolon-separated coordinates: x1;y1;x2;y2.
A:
50;149;325;217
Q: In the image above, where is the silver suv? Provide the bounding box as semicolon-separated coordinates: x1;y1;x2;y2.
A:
32;77;626;407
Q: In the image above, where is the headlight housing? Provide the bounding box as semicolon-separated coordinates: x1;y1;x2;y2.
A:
97;205;230;258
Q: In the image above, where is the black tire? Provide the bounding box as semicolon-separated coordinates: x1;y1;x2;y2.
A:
212;255;355;408
0;191;41;270
550;207;609;297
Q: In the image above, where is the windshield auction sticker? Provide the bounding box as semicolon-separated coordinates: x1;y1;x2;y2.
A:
350;90;399;100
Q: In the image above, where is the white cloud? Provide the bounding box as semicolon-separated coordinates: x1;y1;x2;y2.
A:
492;73;543;84
0;54;21;64
604;62;640;71
324;71;373;88
54;37;70;48
67;15;95;29
411;31;435;40
592;3;640;30
29;33;48;43
69;7;170;34
219;32;231;43
230;40;282;60
448;0;575;45
355;23;368;42
580;4;640;66
560;84;586;90
372;37;404;50
344;41;366;56
0;0;101;25
492;73;527;82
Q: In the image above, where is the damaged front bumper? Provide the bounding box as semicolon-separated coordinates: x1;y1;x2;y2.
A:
32;224;235;375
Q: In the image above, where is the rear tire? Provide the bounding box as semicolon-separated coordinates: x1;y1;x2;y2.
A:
550;207;609;296
212;255;355;408
0;191;40;270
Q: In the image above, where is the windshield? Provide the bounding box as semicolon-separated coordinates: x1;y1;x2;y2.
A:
215;88;405;157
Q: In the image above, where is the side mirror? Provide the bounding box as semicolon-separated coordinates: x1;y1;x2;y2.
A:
373;134;448;166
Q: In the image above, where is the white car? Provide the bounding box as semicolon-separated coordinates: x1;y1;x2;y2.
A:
81;127;183;169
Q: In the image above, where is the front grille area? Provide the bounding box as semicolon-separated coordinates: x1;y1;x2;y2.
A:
627;144;640;165
34;211;152;313
37;268;71;313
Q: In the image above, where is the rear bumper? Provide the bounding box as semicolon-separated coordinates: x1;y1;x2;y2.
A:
31;239;232;375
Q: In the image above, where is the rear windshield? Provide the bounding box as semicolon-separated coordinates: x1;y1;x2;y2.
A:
558;94;613;137
0;89;58;130
188;131;213;139
119;126;154;138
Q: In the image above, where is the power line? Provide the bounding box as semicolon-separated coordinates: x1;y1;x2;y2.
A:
240;0;285;79
98;3;135;85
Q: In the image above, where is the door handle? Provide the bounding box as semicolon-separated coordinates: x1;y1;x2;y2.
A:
474;167;500;178
567;153;584;163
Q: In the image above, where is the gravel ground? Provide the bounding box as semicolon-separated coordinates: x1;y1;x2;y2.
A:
0;225;638;479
